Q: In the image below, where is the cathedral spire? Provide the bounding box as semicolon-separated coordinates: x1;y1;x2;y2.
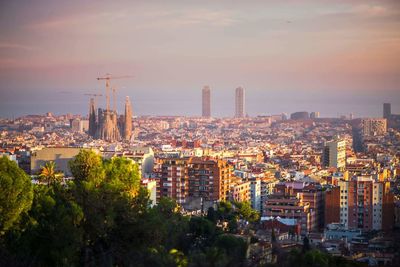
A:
88;98;97;137
124;96;132;141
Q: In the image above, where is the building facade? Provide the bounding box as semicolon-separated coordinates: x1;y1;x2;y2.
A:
31;147;87;176
157;157;233;203
325;176;394;231
310;112;320;119
323;137;346;169
188;157;232;201
230;180;251;202
264;194;315;235
274;182;325;231
361;118;387;136
158;158;190;204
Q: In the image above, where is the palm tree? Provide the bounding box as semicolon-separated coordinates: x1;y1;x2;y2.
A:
39;161;63;186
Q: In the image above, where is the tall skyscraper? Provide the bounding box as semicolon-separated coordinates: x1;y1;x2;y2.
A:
202;86;211;117
235;86;245;118
123;96;133;141
383;103;391;119
323;136;346;169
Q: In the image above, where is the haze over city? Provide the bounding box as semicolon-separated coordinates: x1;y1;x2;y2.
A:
2;1;400;266
1;0;400;117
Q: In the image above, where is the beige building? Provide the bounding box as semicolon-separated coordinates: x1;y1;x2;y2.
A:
122;147;154;178
230;180;251;202
71;118;89;133
31;147;84;176
361;118;387;136
323;137;346;169
141;178;157;207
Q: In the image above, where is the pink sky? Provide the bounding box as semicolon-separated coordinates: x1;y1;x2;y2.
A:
0;0;399;117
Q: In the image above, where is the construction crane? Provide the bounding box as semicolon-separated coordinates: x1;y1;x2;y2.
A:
96;74;134;111
84;93;103;98
84;93;103;106
112;87;117;113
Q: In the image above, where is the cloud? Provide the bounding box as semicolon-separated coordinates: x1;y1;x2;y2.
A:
352;4;389;17
173;9;238;27
26;7;238;33
0;42;35;51
26;11;128;31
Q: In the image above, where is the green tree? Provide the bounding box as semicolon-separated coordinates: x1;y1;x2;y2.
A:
9;184;84;266
38;161;63;186
151;198;189;250
188;247;229;267
228;217;238;233
303;250;329;267
0;157;33;235
189;217;215;240
103;157;140;197
68;150;156;265
69;149;105;185
214;234;248;266
234;201;260;222
216;201;234;225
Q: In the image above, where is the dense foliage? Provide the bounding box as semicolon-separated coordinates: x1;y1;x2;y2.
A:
266;248;366;267
38;161;63;185
0;152;249;266
0;157;33;235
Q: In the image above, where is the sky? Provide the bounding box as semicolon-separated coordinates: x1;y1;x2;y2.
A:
0;0;399;118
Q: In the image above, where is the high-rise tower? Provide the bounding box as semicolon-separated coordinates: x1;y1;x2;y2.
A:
202;86;211;118
124;96;133;141
383;103;391;120
235;86;245;118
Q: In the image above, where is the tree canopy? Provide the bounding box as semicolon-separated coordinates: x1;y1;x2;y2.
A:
38;161;63;185
0;156;33;235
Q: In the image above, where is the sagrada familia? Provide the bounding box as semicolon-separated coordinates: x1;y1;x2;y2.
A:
88;86;133;142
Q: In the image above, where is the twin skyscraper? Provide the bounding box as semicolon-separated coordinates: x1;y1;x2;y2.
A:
202;86;245;118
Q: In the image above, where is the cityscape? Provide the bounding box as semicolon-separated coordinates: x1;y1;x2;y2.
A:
1;1;400;267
